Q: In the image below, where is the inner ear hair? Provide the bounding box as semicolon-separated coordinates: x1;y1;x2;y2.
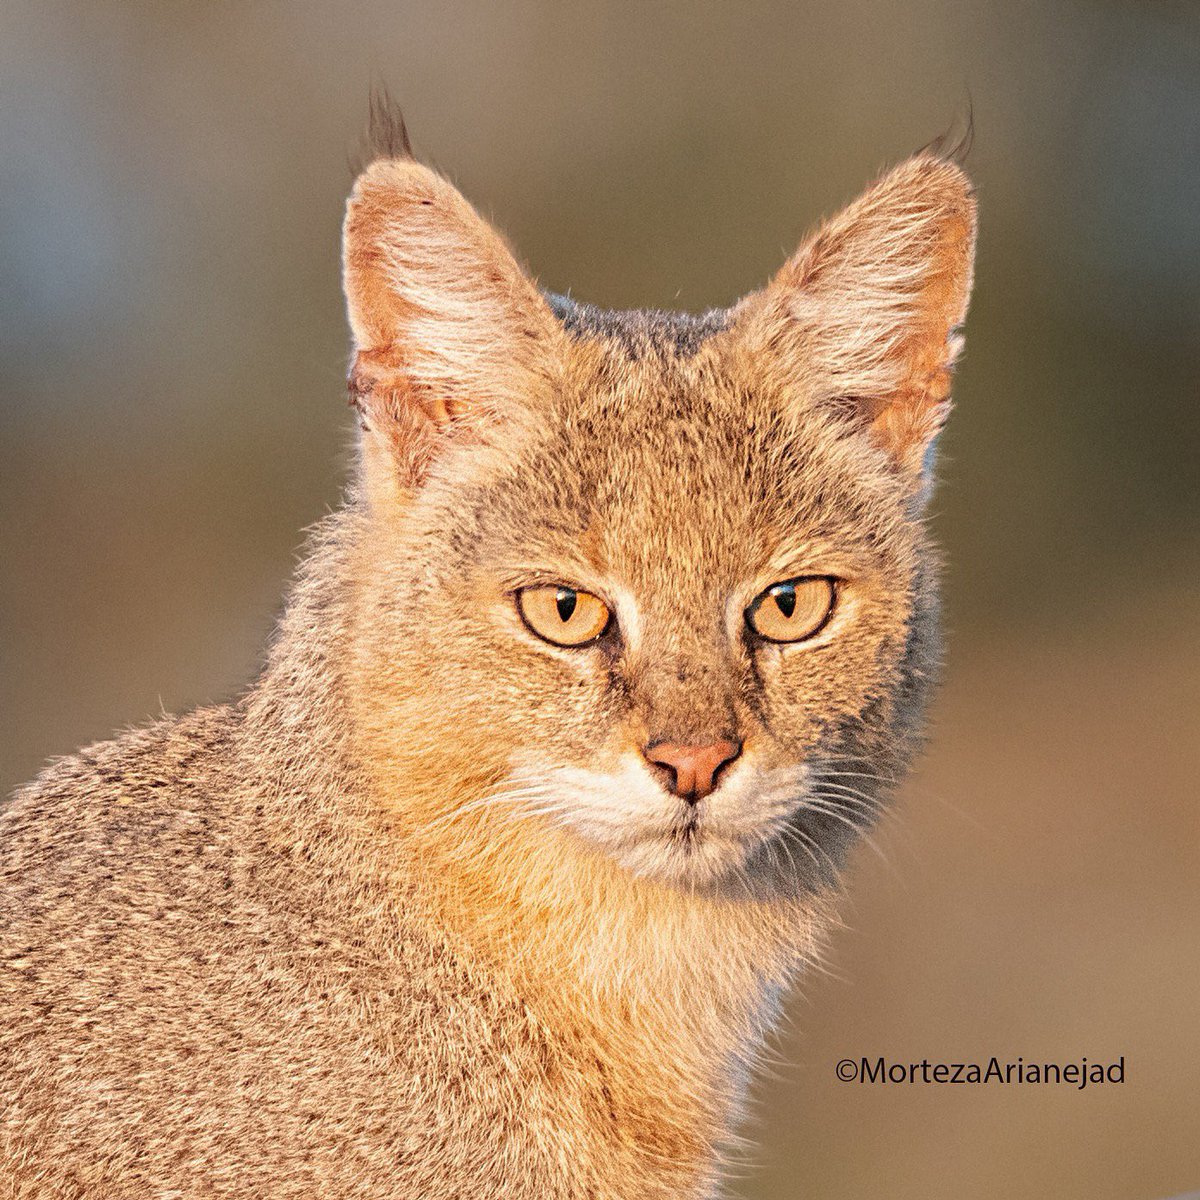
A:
341;118;563;490
735;151;977;478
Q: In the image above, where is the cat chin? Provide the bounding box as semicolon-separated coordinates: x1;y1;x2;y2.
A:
606;832;769;891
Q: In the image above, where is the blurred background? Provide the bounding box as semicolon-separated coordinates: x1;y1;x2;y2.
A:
2;2;1197;1196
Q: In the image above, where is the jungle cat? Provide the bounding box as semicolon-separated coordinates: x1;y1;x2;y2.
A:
0;106;976;1199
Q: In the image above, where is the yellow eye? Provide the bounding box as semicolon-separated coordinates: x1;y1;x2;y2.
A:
746;577;837;644
517;585;611;647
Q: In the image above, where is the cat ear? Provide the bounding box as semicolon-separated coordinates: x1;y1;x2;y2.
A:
733;154;976;479
342;154;564;491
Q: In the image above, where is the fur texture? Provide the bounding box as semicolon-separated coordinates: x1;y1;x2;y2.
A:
0;123;976;1198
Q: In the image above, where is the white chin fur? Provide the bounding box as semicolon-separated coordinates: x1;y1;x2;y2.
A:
501;753;810;889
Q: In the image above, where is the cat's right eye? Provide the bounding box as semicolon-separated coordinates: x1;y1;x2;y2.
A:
517;585;611;648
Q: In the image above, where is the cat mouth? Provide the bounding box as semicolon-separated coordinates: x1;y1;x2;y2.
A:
506;757;819;889
669;809;701;845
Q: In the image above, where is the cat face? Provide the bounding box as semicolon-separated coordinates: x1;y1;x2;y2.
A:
342;150;973;893
355;323;933;890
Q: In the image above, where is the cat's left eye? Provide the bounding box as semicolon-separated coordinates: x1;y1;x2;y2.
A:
746;576;837;644
517;585;611;647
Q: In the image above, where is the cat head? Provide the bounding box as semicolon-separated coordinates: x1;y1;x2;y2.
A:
340;125;975;894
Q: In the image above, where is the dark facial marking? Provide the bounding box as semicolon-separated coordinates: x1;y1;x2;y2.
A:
545;293;729;359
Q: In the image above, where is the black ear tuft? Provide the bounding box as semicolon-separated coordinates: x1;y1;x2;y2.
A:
921;100;975;166
350;86;414;175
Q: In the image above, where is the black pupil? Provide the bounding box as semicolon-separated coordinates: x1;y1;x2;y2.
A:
773;583;797;619
556;588;578;622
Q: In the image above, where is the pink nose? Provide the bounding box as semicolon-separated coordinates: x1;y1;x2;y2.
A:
643;739;742;802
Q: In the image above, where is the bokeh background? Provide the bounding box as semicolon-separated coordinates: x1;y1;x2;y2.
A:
2;3;1198;1197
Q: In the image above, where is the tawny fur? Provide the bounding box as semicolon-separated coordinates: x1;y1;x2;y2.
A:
0;124;975;1198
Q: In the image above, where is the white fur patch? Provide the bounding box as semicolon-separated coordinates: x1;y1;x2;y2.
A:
501;750;811;888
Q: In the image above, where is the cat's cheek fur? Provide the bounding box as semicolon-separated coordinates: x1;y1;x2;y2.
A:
754;572;915;729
